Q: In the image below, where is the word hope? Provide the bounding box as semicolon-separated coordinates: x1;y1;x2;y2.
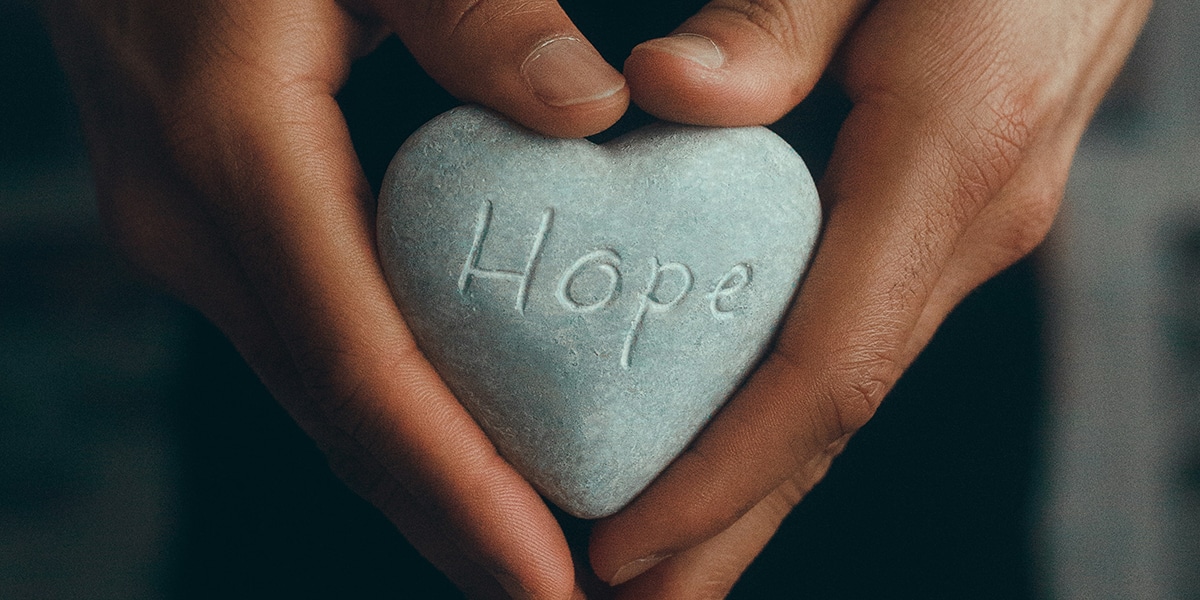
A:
457;200;754;369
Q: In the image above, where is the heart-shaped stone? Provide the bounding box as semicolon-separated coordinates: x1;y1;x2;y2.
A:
377;106;820;518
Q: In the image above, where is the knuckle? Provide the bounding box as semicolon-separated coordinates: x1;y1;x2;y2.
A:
432;0;488;37
988;180;1064;265
907;78;1041;243
765;477;807;517
766;341;890;470
974;83;1036;186
823;348;898;438
769;338;898;471
1006;189;1060;255
943;77;1066;264
943;82;1037;217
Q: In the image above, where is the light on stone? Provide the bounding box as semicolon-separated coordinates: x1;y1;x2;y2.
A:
377;105;821;518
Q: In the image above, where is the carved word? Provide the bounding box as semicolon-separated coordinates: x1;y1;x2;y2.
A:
458;200;753;368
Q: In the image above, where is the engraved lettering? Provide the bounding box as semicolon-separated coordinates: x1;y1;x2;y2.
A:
556;249;622;312
458;199;553;314
451;202;762;367
621;257;693;369
708;263;752;320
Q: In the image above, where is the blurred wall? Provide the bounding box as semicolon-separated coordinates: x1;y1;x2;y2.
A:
0;1;186;598
1042;1;1200;597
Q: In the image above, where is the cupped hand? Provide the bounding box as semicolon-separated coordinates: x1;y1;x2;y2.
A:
42;0;632;598
589;0;1151;597
43;0;1151;597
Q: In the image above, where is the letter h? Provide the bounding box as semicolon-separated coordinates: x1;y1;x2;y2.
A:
458;199;554;314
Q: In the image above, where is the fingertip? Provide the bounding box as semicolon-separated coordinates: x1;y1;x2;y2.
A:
520;37;625;109
503;35;630;137
589;515;673;586
635;33;726;71
624;29;801;127
499;76;630;139
436;32;630;138
625;0;870;127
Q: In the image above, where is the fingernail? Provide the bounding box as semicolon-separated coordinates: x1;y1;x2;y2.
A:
608;554;670;586
634;33;725;69
521;36;626;107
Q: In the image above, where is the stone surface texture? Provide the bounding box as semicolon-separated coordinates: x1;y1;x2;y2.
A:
377;105;820;518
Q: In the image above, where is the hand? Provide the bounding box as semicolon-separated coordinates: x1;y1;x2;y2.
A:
42;1;633;598
585;0;1151;597
43;0;1150;598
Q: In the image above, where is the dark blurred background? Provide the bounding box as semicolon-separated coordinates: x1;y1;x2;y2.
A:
1;0;1195;598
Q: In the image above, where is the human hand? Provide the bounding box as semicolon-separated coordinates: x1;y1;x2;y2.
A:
43;0;1151;597
583;0;1151;597
41;1;634;598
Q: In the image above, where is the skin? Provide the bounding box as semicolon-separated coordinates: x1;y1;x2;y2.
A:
41;0;1150;598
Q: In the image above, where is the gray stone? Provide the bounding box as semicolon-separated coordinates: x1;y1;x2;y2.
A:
377;105;821;518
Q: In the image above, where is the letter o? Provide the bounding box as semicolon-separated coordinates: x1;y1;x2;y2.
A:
556;249;622;312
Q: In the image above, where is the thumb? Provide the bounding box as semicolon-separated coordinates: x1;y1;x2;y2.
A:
623;0;867;126
370;0;628;137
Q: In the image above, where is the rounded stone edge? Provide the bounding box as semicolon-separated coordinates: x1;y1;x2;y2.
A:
376;105;823;521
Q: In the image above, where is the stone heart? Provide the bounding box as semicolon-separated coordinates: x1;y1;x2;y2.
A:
377;106;820;518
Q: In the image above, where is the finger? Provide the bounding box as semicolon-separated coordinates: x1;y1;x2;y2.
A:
623;0;868;125
591;0;1152;583
613;489;792;598
610;440;843;597
367;0;628;137
212;98;574;598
